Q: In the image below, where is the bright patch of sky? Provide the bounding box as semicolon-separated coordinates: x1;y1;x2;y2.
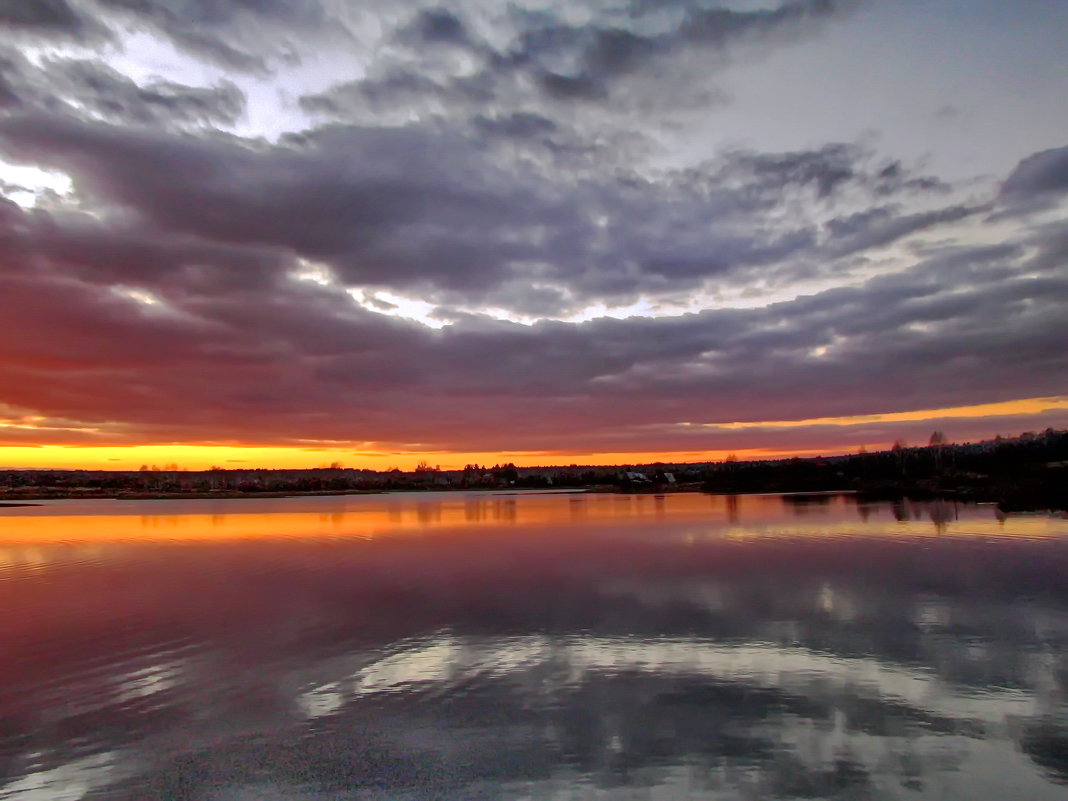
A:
0;162;73;207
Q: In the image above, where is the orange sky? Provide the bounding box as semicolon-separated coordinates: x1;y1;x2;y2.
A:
2;396;1063;471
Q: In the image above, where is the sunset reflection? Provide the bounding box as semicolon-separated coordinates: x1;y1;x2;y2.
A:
0;492;1055;553
0;492;596;546
2;492;1068;799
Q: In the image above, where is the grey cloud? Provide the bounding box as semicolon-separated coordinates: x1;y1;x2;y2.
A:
535;70;607;101
301;68;498;121
0;0;86;34
302;0;851;144
471;112;558;140
90;0;327;72
0;51;246;127
501;0;841;103
396;7;472;48
0;1;1065;456
0;184;1065;452
1001;145;1068;198
709;144;949;201
1023;219;1068;275
997;145;1068;217
49;59;246;126
0;112;975;318
0;205;296;295
0;72;18;108
0;49;39;111
680;0;832;43
824;204;980;258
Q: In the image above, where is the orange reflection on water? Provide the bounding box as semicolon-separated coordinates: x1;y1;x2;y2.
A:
0;492;1061;557
0;492;680;545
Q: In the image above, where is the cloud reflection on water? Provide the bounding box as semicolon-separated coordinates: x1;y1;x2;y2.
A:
1;492;1067;799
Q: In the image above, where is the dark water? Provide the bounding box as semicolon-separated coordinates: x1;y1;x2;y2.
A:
2;491;1068;800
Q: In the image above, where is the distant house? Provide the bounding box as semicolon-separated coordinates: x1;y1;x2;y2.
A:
624;471;652;483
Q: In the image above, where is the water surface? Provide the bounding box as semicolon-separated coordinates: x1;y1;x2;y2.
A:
2;491;1068;800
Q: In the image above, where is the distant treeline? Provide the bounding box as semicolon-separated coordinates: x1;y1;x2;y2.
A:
699;428;1068;511
1;428;1066;510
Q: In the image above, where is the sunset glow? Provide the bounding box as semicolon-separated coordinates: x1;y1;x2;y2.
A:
0;395;1064;470
2;6;1067;798
0;0;1065;469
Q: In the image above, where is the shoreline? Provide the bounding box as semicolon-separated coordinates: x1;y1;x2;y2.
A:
0;486;1064;516
0;489;385;502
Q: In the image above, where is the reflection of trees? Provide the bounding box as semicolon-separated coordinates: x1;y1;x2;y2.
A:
782;494;832;516
725;493;739;524
415;501;443;524
927;499;957;532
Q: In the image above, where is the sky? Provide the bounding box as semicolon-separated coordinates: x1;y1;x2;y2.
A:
0;0;1066;470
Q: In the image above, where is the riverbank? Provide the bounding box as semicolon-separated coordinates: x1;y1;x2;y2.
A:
0;489;384;502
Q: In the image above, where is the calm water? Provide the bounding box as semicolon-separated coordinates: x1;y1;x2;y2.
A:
2;491;1068;801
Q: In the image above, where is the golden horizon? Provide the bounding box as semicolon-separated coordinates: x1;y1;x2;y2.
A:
0;395;1063;471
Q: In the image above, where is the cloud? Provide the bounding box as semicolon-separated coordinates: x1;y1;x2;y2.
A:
0;55;246;127
0;1;1064;457
396;7;473;48
0;112;960;317
0;0;88;35
1001;145;1068;198
300;0;854;147
51;59;245;126
0;157;1065;454
998;145;1068;217
89;0;328;72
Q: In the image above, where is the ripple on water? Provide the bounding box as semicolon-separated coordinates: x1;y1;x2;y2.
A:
1;492;1067;799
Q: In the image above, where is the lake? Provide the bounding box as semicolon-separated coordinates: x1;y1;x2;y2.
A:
2;491;1068;800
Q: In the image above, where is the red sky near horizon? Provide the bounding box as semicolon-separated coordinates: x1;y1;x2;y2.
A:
0;1;1066;470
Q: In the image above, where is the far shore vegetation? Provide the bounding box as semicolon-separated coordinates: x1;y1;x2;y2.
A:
1;428;1065;513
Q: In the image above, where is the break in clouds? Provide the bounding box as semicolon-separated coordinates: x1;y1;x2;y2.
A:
0;0;1066;457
